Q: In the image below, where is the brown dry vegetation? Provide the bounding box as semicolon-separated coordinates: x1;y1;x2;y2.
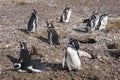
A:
107;19;120;32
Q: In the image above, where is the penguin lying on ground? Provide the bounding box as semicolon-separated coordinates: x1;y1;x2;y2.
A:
60;5;72;23
62;38;93;74
13;41;46;73
46;21;59;45
27;10;38;34
85;11;109;32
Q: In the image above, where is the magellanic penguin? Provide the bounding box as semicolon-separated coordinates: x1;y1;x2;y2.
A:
62;38;93;74
27;10;38;34
60;5;72;23
13;41;46;73
89;11;100;31
46;21;59;45
97;12;109;30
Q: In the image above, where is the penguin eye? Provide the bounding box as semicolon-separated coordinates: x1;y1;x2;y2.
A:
14;65;19;68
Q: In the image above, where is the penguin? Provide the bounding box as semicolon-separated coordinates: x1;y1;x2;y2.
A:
85;11;100;32
89;11;100;31
18;41;31;63
97;12;109;30
13;42;46;73
62;38;92;74
60;5;72;23
27;10;38;34
46;21;59;45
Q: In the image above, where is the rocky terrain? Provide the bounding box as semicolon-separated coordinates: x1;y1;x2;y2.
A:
0;0;120;80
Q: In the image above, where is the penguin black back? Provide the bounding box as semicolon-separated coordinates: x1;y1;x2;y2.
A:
46;21;59;45
60;5;72;23
28;10;37;33
18;41;31;63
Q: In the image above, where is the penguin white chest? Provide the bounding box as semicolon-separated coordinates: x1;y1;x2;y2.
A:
65;10;72;23
32;20;36;32
101;16;108;26
66;47;81;69
99;16;108;30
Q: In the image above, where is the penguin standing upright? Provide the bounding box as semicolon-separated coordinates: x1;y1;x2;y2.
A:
62;38;92;74
97;12;109;30
13;42;46;73
60;5;72;23
46;21;59;45
89;11;100;31
27;10;38;34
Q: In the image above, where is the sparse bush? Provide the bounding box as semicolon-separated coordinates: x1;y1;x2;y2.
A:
115;42;120;50
107;42;120;50
17;0;27;6
85;0;100;4
107;20;120;31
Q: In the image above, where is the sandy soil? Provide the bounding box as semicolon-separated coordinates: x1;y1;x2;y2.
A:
0;0;120;80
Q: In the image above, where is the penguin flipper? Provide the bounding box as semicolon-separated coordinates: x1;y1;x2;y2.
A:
62;53;67;68
7;55;17;64
78;50;92;59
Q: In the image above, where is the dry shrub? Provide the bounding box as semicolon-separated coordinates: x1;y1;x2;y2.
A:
115;42;120;50
107;20;120;31
17;0;27;6
107;42;120;50
85;0;100;4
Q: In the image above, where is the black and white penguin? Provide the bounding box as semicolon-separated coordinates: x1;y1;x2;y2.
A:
60;5;72;23
27;10;38;34
89;11;100;31
97;12;109;30
46;21;59;45
13;42;46;73
62;38;92;74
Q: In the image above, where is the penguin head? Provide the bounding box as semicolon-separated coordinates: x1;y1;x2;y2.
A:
65;5;70;10
103;12;109;16
93;11;98;14
69;38;80;50
19;41;27;50
14;62;22;70
46;21;54;28
32;10;37;16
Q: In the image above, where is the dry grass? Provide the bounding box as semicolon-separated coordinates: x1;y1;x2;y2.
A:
16;0;27;6
115;42;120;50
85;0;100;4
107;42;120;51
107;20;120;31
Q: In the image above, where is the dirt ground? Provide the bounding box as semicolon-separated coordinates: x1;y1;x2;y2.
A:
0;0;120;80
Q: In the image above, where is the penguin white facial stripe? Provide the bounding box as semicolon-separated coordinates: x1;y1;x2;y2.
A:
71;41;75;48
14;63;21;69
20;42;25;49
28;66;42;72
